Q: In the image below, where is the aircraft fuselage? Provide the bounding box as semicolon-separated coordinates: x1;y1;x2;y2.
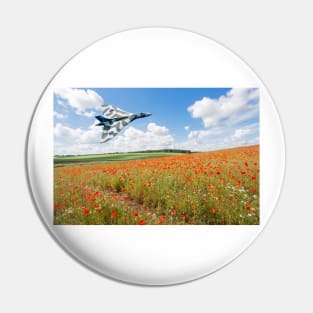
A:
95;112;151;127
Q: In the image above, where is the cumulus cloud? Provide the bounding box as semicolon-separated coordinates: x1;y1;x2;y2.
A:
54;122;174;155
231;128;251;141
187;88;259;128
176;122;259;152
54;122;102;144
54;88;104;117
112;122;174;151
147;123;169;136
188;128;223;141
223;125;259;148
53;111;67;119
53;88;259;155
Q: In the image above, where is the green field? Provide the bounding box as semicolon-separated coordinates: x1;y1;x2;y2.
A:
54;151;184;165
54;145;259;225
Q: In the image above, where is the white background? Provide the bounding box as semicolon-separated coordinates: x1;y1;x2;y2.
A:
0;1;312;312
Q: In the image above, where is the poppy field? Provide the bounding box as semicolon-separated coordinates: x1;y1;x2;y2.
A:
54;145;259;225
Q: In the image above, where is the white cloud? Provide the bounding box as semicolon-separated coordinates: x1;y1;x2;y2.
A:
54;122;102;144
53;111;66;119
223;125;259;148
53;88;260;155
231;128;251;141
147;123;169;136
83;111;97;118
174;122;259;152
112;122;174;151
54;122;174;155
188;128;223;141
187;88;259;128
54;88;104;117
175;128;224;151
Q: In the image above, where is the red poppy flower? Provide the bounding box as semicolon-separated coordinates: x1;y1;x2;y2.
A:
83;208;90;215
160;216;166;222
210;208;216;214
246;205;254;212
138;220;146;225
111;211;117;219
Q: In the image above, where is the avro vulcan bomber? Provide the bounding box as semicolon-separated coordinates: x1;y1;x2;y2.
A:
95;104;151;143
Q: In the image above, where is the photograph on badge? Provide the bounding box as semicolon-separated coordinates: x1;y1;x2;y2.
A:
53;88;259;225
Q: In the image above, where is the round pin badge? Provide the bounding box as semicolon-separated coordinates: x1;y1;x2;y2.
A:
27;27;285;285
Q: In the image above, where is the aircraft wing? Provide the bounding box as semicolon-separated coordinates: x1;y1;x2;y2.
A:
101;117;132;143
102;104;131;119
95;115;106;123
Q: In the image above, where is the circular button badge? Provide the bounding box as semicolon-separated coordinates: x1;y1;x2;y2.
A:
27;28;285;285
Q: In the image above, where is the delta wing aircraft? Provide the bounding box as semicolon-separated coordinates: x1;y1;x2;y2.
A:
95;104;151;143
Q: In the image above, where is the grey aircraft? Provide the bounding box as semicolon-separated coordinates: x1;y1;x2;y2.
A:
95;104;151;143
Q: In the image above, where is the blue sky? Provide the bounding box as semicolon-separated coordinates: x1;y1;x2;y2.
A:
54;88;259;155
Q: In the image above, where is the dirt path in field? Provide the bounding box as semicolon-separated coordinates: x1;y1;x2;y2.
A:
100;188;159;223
103;189;140;209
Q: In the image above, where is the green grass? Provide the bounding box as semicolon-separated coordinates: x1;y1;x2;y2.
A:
54;152;183;165
54;146;259;225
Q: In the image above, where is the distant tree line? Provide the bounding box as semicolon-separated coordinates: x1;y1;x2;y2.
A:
54;149;191;157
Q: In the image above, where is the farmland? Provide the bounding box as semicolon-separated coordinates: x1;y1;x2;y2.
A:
54;151;186;165
54;145;259;225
